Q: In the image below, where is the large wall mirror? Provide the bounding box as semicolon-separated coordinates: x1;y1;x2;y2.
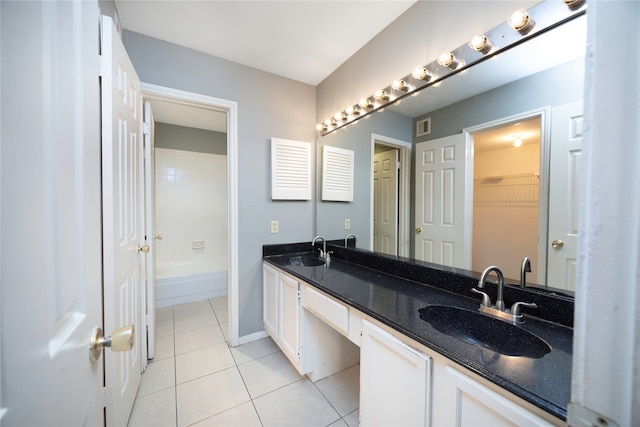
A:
316;7;586;293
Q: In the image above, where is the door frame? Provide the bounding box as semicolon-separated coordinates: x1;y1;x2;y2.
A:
370;133;411;257
463;107;550;282
140;83;240;347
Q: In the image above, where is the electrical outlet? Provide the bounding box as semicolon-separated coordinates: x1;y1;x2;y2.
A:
344;219;351;230
270;220;279;234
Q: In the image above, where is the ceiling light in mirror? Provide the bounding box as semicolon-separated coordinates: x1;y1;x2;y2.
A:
334;112;347;122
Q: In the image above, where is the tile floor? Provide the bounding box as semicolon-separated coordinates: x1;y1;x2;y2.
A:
127;297;360;427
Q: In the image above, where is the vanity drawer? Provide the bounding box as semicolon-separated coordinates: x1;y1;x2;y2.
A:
302;285;349;335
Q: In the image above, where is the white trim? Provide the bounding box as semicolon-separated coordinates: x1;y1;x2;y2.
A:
139;83;240;347
370;133;412;257
463;107;550;278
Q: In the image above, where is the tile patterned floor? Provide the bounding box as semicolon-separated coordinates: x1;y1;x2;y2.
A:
127;297;360;427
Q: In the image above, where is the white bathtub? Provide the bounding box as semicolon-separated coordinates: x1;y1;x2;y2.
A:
155;260;227;308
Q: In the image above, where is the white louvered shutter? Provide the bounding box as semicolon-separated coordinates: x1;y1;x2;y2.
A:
271;138;312;200
322;145;354;202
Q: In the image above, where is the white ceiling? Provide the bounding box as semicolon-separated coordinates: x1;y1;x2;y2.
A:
115;0;416;86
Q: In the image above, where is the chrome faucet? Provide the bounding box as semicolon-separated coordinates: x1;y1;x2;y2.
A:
477;265;505;311
521;257;531;288
312;236;328;260
345;233;356;248
471;264;538;324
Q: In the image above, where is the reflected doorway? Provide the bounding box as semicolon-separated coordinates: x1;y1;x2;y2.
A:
470;117;541;282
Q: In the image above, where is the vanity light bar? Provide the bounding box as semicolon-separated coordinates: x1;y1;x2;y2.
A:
316;0;587;136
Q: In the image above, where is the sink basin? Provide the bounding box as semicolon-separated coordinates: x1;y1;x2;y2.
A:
418;305;551;358
284;255;325;267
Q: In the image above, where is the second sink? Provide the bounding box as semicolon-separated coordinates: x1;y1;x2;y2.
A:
418;305;551;358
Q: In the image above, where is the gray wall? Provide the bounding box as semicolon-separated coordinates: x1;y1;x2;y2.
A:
415;58;585;142
155;122;227;155
122;30;316;337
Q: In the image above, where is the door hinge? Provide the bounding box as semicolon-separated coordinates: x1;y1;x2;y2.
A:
143;122;151;135
102;386;114;408
397;161;401;170
98;55;104;77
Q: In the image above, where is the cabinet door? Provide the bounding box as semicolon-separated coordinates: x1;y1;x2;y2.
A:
279;273;301;368
263;263;278;338
361;320;431;427
442;366;556;426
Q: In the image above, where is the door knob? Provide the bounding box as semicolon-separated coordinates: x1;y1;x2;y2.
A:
89;325;134;362
416;227;422;234
137;244;150;253
551;239;564;249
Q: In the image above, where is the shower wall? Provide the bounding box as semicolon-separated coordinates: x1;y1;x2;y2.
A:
154;122;228;306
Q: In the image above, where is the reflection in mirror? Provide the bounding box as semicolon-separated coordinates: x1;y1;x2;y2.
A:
316;10;586;293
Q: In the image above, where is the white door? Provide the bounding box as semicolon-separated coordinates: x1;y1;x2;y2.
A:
143;100;157;361
373;149;399;255
547;101;583;291
101;15;143;427
414;134;468;267
1;1;103;424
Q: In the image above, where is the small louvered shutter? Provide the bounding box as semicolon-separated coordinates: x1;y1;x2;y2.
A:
322;145;354;201
271;138;312;200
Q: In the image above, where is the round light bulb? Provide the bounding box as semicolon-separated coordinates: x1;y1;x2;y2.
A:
374;89;388;101
334;112;346;121
509;9;534;33
412;67;429;80
316;123;324;131
438;52;457;68
392;79;408;91
470;34;491;53
359;98;372;109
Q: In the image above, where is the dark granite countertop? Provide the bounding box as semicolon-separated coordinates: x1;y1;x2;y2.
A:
263;243;573;421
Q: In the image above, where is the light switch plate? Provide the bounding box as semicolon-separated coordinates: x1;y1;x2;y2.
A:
270;220;279;233
344;219;351;230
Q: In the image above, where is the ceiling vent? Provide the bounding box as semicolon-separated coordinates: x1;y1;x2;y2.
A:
416;117;431;138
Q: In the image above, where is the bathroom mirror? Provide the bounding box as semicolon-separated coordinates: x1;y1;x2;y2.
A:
316;9;587;293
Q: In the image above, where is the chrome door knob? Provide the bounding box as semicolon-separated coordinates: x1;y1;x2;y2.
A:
551;239;564;249
89;325;134;362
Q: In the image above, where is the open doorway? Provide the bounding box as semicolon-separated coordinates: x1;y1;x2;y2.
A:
467;114;544;282
370;134;411;257
141;83;240;347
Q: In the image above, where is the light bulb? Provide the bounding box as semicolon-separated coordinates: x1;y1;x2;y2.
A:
412;67;430;81
438;52;457;69
392;79;408;92
374;90;388;101
470;34;492;53
334;112;346;122
359;98;372;109
316;123;324;131
345;105;360;116
509;9;534;33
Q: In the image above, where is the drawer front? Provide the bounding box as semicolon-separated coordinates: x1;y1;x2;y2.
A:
303;285;349;335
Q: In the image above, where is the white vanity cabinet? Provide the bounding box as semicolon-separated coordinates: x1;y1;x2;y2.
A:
360;319;432;427
262;263;304;373
262;261;562;426
436;365;557;426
